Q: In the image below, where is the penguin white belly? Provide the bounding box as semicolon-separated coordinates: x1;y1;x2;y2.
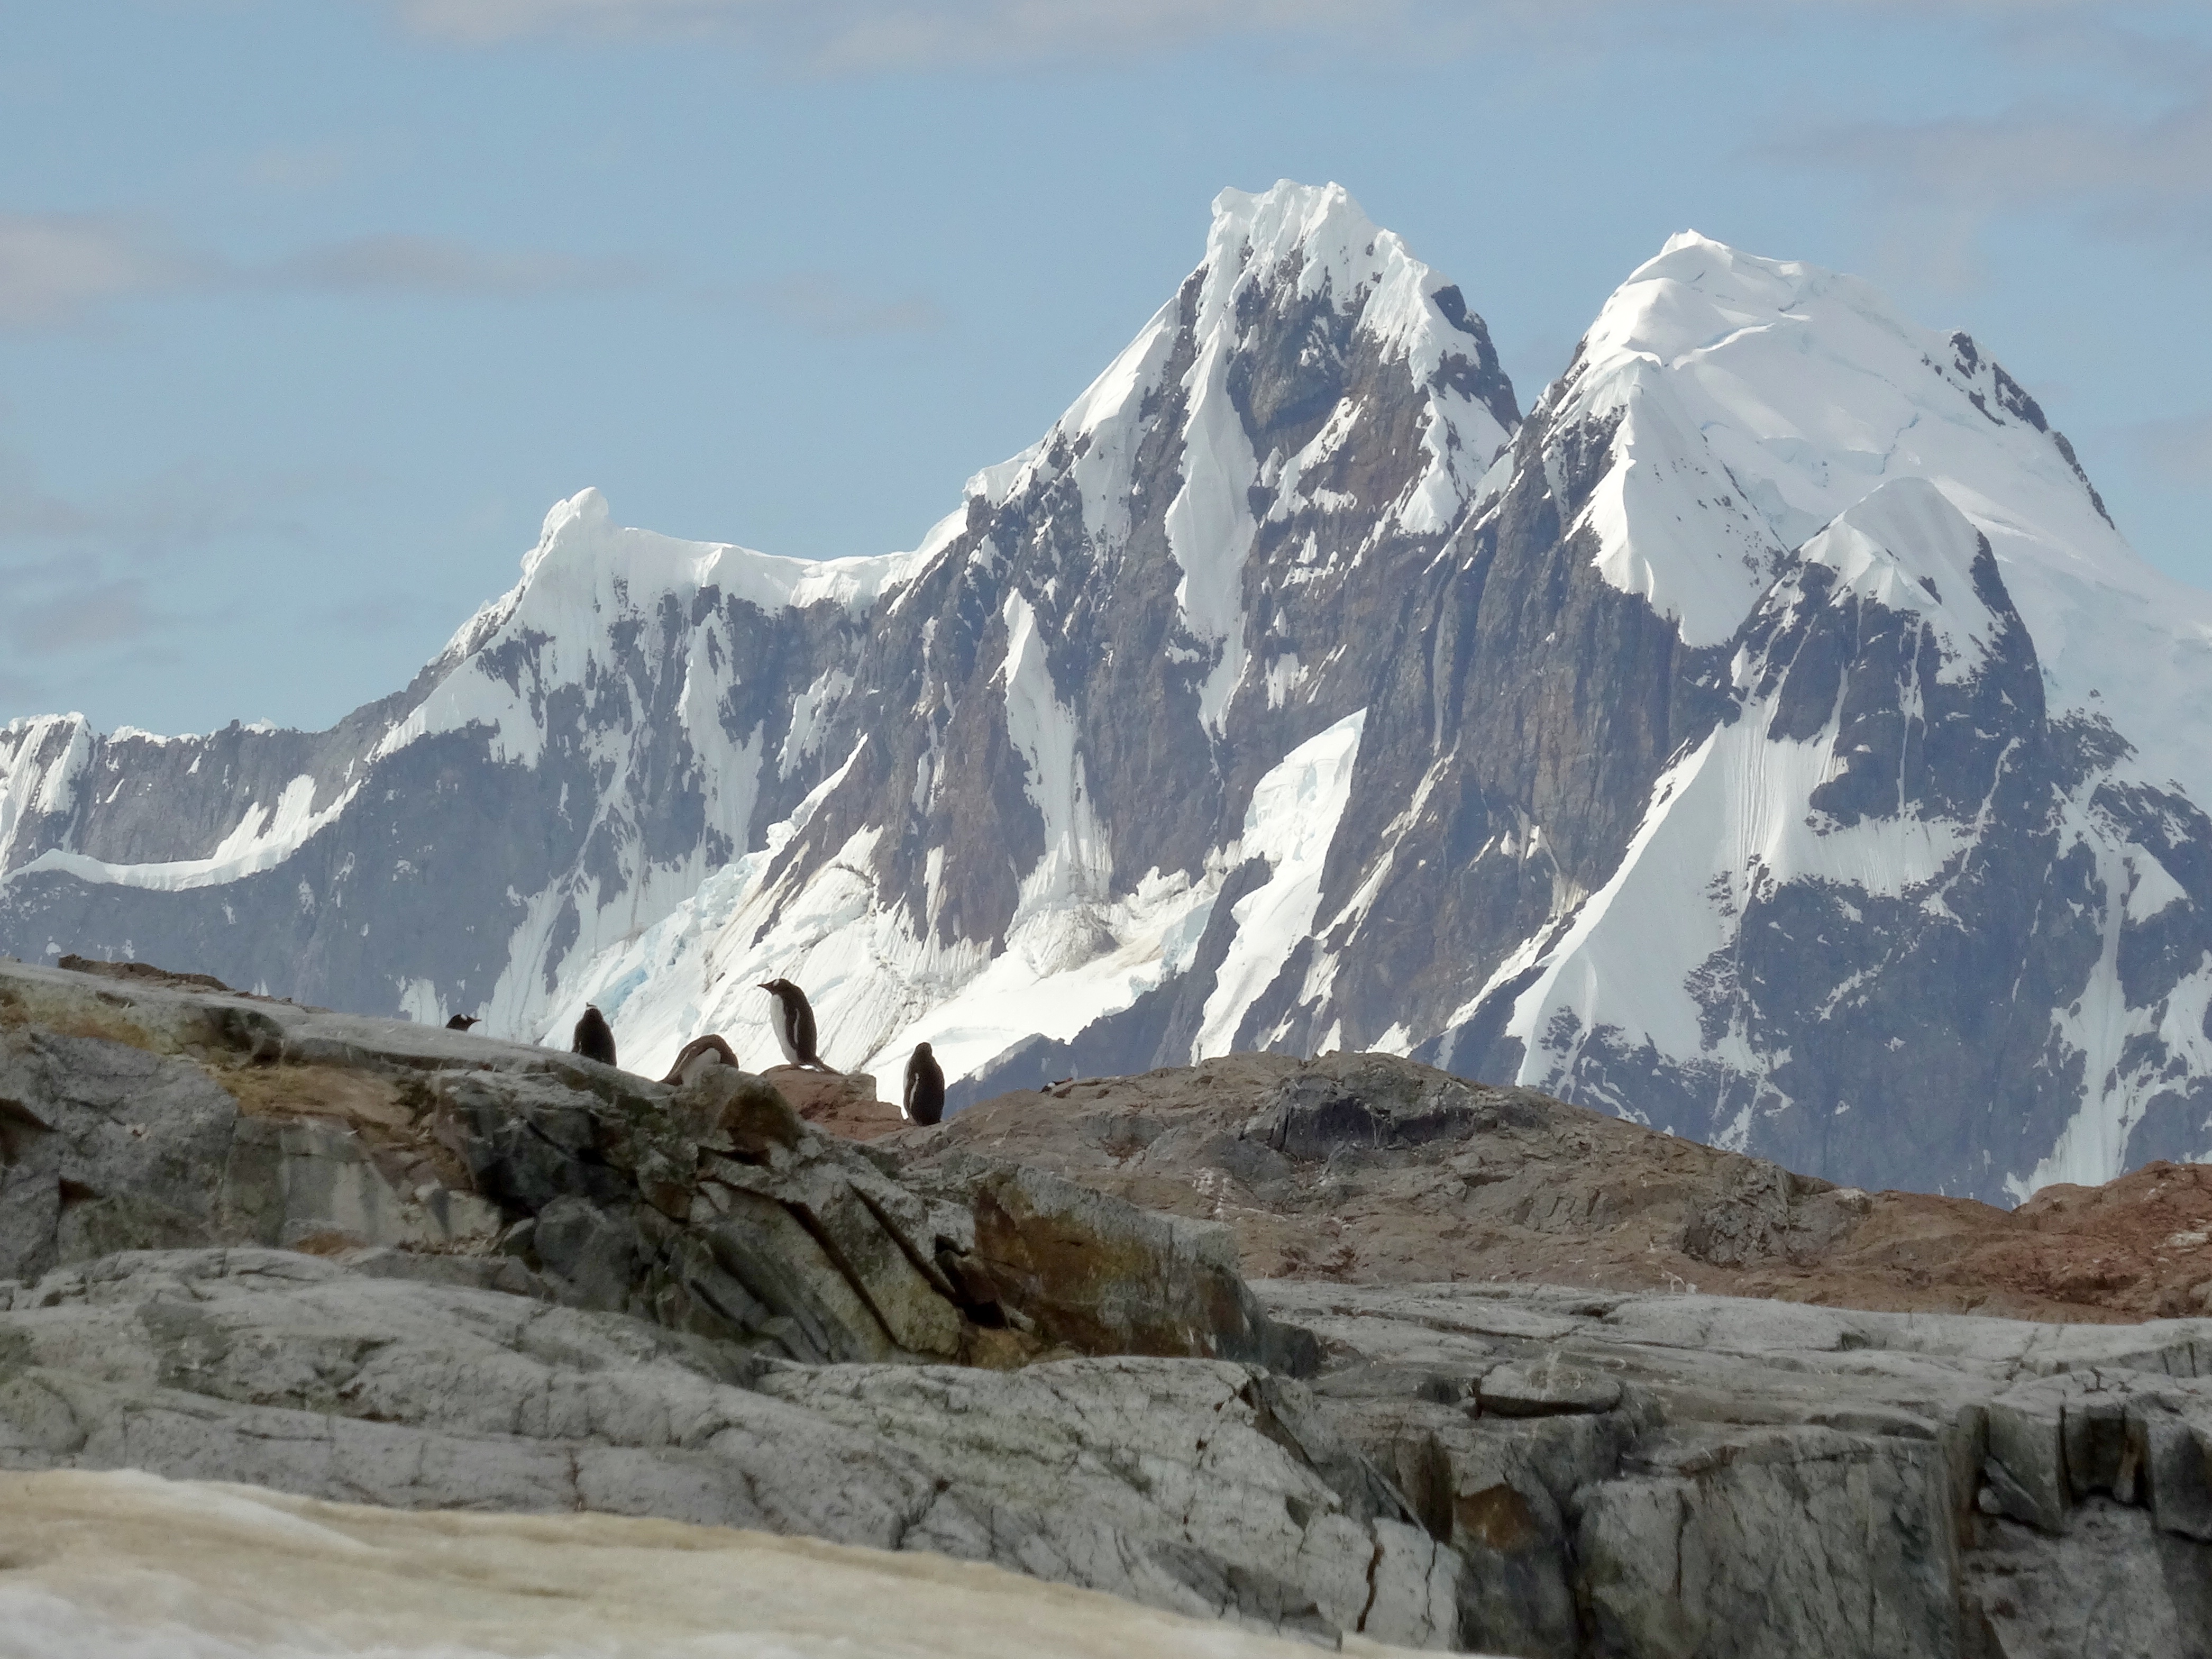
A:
677;1049;725;1086
771;1015;803;1068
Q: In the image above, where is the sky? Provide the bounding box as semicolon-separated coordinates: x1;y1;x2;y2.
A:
3;0;2210;735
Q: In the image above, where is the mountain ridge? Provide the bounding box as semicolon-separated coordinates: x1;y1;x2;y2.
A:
6;178;2210;1204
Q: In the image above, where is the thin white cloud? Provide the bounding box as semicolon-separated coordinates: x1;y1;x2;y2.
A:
0;549;172;721
744;272;944;336
316;590;444;635
0;451;96;541
0;572;157;657
379;0;2126;68
248;144;356;193
0;215;645;331
0;443;337;712
0;445;319;560
1769;21;2212;275
396;0;1378;48
270;233;642;295
0;214;208;329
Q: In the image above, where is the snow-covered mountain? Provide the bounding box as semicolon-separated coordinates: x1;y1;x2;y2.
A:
1418;234;2212;1197
5;184;2209;1201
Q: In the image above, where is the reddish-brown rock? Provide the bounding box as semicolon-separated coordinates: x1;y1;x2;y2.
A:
893;1052;2212;1324
762;1066;907;1141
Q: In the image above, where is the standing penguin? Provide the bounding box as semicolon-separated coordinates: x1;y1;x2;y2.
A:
903;1042;945;1127
446;1014;480;1032
757;979;833;1072
571;1005;617;1067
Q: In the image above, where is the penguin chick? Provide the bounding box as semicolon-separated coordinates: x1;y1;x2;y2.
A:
757;979;834;1072
571;1004;617;1068
903;1041;945;1127
660;1033;739;1087
446;1014;480;1032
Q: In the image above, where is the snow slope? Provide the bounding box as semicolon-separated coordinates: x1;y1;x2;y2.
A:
555;708;1368;1086
1554;231;2212;800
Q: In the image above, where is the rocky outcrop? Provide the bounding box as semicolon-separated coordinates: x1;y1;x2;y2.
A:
764;1063;908;1140
0;957;1433;1647
7;1251;2208;1655
1263;1280;2212;1659
6;957;2212;1654
0;956;1311;1372
912;1052;2212;1324
0;1250;1459;1650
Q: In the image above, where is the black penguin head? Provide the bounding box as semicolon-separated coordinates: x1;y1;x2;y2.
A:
913;1041;934;1059
758;978;800;1001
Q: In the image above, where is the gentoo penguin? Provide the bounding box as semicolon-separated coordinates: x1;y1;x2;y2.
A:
903;1042;945;1127
757;979;834;1072
446;1014;480;1032
571;1004;617;1067
660;1033;739;1087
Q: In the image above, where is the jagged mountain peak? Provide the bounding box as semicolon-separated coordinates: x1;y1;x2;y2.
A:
9;188;2212;1205
972;178;1515;542
1196;180;1506;404
529;183;1529;1086
1554;229;2130;609
1526;227;2212;804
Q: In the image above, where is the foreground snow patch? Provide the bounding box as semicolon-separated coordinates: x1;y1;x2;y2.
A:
0;1470;1449;1659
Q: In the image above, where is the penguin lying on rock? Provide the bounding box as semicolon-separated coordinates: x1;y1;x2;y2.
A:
571;1005;617;1067
903;1042;945;1127
660;1033;739;1087
758;979;835;1072
445;1014;480;1032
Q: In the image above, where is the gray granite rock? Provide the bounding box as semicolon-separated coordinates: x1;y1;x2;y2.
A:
0;1248;1457;1649
0;958;1314;1374
5;958;2210;1655
1268;1279;2212;1658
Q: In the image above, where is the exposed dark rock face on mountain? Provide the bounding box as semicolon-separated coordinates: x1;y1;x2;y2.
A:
1418;470;2212;1202
7;183;2212;1205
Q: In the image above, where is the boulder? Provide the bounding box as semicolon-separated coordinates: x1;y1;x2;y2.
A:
763;1065;908;1140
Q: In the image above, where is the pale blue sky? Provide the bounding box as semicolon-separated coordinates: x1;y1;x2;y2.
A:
4;1;2210;733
